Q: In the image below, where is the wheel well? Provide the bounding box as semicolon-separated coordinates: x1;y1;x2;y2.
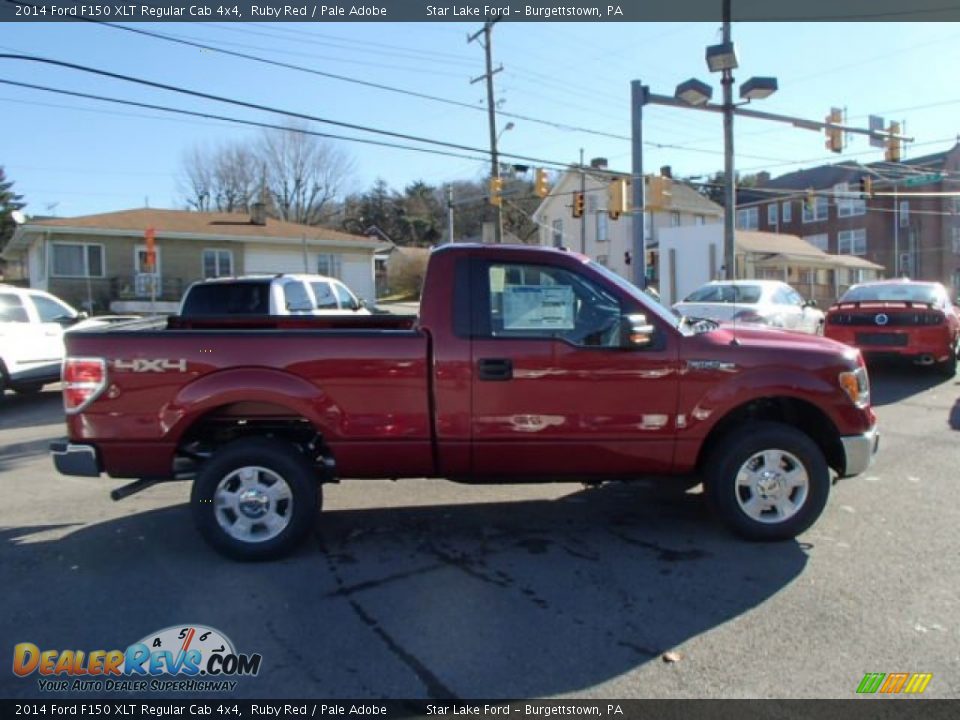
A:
176;402;332;478
696;397;845;475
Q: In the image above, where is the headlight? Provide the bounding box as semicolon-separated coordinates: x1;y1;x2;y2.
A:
839;366;870;408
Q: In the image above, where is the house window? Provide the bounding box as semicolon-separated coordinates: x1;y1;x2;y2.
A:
202;249;233;278
736;207;759;230
952;227;960;254
596;212;609;242
552;219;563;248
838;229;867;256
670;211;681;227
51;243;104;278
836;182;866;217
782;201;792;223
767;203;778;226
317;253;342;278
899;201;910;228
803;233;829;251
802;196;829;223
695;215;706;225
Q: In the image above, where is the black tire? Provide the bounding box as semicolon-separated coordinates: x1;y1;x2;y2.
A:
704;421;830;541
937;348;957;378
191;437;320;561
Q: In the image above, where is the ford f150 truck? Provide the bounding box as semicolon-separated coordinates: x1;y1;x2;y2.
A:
52;244;879;560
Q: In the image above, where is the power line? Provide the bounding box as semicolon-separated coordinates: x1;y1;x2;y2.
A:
0;54;585;170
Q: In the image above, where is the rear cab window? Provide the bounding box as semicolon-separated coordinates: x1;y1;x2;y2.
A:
181;281;271;315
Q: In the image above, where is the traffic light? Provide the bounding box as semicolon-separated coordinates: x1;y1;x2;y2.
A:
886;121;902;162
489;176;504;207
858;176;873;198
647;175;671;210
825;107;843;153
608;178;628;220
572;191;585;218
534;168;550;198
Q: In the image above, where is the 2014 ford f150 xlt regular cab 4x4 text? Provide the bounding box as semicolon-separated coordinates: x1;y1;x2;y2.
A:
52;244;879;560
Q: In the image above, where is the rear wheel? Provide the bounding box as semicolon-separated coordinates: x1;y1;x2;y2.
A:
191;437;320;561
705;422;830;541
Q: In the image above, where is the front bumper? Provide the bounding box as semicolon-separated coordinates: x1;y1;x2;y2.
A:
51;439;101;477
840;425;880;478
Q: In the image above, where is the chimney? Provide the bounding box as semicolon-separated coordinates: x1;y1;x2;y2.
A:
250;202;267;226
660;165;672;179
756;171;771;185
589;157;608;169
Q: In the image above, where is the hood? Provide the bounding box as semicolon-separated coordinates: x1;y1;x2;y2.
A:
704;322;857;358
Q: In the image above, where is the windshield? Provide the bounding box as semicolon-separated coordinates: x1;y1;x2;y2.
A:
842;283;945;305
684;284;763;304
588;261;682;329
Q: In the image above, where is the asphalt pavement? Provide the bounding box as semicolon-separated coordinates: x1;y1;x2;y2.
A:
0;366;957;700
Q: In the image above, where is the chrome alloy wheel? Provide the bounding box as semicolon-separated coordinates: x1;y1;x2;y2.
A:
734;449;809;524
214;466;294;543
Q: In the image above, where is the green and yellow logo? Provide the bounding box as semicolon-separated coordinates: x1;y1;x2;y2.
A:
857;672;932;695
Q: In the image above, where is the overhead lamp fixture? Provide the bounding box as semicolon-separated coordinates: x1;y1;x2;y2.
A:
675;78;713;106
739;76;778;101
706;41;738;72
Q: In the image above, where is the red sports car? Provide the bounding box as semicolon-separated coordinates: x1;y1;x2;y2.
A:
825;279;960;376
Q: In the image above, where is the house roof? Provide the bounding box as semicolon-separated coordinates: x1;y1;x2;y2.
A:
24;208;373;243
735;231;828;258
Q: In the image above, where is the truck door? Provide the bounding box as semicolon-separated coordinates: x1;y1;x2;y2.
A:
469;259;680;478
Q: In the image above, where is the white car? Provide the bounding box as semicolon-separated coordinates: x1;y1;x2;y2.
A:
179;274;371;316
673;280;825;335
0;286;138;395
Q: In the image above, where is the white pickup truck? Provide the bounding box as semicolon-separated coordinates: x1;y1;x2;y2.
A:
0;285;136;395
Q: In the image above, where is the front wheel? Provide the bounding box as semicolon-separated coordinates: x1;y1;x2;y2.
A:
191;437;320;561
705;422;830;541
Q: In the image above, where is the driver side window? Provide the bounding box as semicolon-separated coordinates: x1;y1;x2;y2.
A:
485;262;621;347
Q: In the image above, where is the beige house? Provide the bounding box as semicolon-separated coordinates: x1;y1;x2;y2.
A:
532;161;724;282
2;208;389;313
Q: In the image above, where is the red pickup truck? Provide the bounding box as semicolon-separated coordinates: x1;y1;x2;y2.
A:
52;244;878;560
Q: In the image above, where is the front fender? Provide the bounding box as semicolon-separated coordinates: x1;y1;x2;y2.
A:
681;365;847;440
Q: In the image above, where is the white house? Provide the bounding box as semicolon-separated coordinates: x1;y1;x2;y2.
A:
531;160;723;284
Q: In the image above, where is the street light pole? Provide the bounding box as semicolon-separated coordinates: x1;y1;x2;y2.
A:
631;80;648;289
721;0;736;280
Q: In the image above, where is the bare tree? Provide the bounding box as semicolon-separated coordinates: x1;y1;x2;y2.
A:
178;146;214;211
259;123;355;226
178;143;259;213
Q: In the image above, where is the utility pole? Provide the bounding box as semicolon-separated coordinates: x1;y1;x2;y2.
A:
631;80;647;288
579;148;586;254
721;0;736;280
447;185;455;243
469;16;504;243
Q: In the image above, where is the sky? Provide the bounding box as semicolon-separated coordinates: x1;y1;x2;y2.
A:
3;20;960;218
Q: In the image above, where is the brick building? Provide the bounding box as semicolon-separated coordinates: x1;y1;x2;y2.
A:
736;144;960;296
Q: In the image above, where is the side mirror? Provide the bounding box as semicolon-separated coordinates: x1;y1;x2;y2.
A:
621;313;655;348
804;299;818;308
353;297;366;311
77;311;89;320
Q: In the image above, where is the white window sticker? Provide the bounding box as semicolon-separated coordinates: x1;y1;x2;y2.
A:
502;285;575;330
